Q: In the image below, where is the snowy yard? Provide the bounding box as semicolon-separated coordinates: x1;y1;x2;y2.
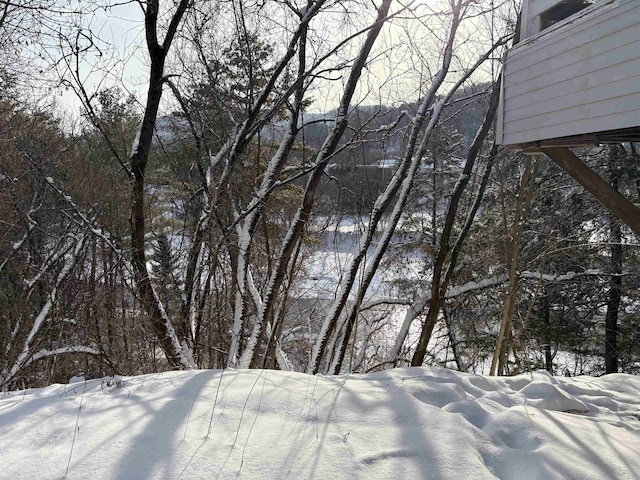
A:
1;367;639;479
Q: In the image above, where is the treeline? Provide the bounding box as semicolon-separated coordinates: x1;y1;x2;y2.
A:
0;0;638;390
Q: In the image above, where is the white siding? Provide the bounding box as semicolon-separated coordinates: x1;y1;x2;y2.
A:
497;0;640;145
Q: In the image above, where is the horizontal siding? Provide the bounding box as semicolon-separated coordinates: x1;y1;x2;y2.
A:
505;29;638;95
498;0;640;145
503;91;640;135
508;1;631;71
501;109;640;146
504;59;640;113
504;69;640;123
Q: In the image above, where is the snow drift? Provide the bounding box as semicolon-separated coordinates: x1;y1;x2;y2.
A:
1;367;639;479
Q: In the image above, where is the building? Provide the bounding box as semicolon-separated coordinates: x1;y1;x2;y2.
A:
496;0;640;234
497;0;640;147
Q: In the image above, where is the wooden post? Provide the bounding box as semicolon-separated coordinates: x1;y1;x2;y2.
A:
540;147;640;236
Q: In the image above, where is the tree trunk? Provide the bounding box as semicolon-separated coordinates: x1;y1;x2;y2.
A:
410;78;502;367
407;10;520;368
443;305;463;371
605;221;622;374
605;145;623;374
129;0;194;370
327;10;511;375
541;287;553;373
490;157;537;376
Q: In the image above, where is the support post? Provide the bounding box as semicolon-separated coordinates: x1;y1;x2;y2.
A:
540;147;640;236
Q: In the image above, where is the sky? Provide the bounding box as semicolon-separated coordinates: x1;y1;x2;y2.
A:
1;366;639;479
46;0;507;121
53;1;147;118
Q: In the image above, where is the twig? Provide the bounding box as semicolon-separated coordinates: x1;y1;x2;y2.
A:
65;379;87;477
237;371;267;478
233;370;264;447
207;369;225;437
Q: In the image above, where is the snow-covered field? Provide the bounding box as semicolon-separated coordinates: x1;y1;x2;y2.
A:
1;367;639;479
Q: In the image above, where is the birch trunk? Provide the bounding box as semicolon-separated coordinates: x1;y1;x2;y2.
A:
326;27;509;374
230;0;396;371
0;233;89;389
311;2;476;374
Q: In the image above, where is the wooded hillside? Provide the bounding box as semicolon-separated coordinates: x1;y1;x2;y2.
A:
1;0;638;390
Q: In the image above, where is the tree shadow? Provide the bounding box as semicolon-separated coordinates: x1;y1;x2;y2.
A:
531;408;639;478
110;370;213;480
277;369;448;480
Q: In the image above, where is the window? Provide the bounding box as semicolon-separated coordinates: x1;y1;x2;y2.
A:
540;0;594;30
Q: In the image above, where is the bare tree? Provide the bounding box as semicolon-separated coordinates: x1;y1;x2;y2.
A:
310;2;510;374
58;0;519;374
490;155;538;375
0;104;103;389
605;144;624;374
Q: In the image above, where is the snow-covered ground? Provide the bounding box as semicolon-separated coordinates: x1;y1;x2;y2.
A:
1;367;639;479
295;215;424;300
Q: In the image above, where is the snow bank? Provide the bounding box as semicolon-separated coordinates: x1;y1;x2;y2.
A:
1;367;638;479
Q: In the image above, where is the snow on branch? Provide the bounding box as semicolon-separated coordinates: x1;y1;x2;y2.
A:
34;158;121;255
20;346;102;370
520;269;604;282
1;233;89;388
387;269;606;366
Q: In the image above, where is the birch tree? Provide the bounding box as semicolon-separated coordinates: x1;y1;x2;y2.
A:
60;0;408;370
59;0;521;374
386;93;502;367
309;2;511;374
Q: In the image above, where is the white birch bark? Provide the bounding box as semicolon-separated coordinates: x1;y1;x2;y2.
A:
228;127;301;366
0;233;88;388
310;0;479;373
233;0;397;374
324;30;510;373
